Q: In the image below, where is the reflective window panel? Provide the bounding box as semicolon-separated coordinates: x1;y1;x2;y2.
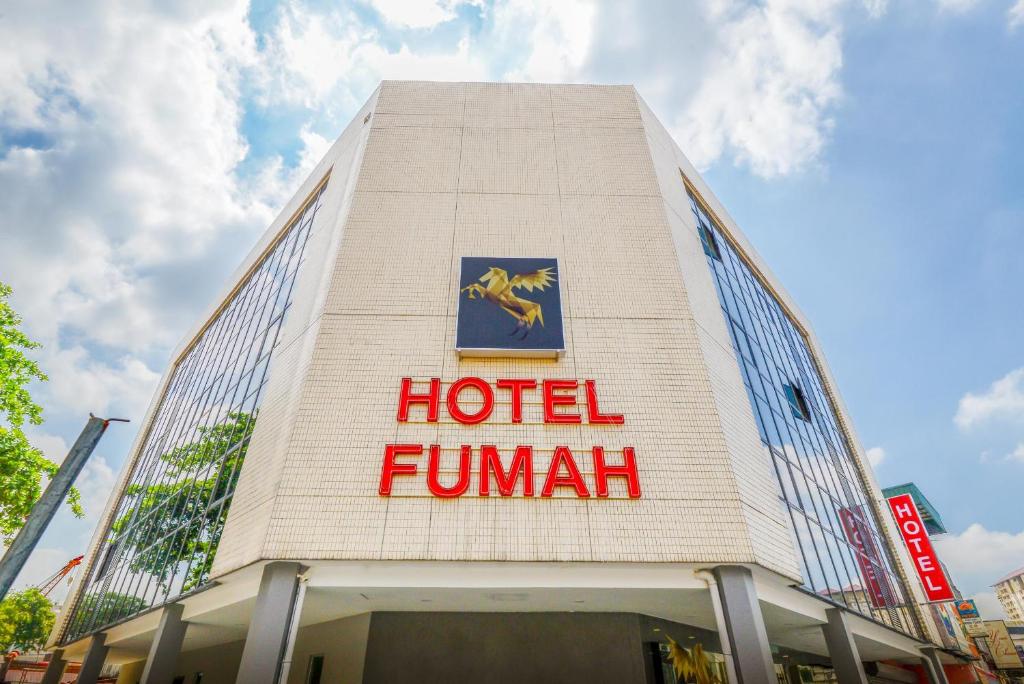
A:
687;188;922;638
63;181;327;642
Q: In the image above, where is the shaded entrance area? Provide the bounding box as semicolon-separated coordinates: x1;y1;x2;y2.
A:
53;561;944;684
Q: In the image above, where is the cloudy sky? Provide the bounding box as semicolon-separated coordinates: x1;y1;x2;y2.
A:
1;0;1022;618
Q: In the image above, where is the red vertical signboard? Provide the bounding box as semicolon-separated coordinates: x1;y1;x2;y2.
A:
838;506;893;608
887;493;954;602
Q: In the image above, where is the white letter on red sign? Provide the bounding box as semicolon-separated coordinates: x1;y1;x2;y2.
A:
886;493;953;602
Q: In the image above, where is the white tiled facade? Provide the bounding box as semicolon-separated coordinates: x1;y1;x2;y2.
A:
204;81;800;578
56;82;936;657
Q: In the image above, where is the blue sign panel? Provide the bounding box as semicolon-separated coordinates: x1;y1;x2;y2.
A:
956;599;981;619
456;256;564;357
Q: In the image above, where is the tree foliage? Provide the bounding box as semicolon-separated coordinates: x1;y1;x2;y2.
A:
66;590;148;638
0;589;55;652
111;411;254;594
0;281;82;544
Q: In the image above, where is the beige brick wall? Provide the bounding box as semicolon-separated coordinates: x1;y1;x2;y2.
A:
212;81;809;575
636;95;800;578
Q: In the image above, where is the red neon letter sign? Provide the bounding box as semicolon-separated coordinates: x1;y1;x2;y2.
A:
592;446;641;498
887;493;953;602
380;444;422;495
585;381;624;425
427;444;471;497
496;379;537;423
397;378;440;422
479;445;534;497
541;446;590;497
543;380;581;424
446;377;494;425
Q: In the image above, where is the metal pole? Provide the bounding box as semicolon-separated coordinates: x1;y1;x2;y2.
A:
0;415;127;601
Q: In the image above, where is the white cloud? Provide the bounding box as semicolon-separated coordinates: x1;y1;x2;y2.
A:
933;524;1024;599
498;0;597;82
574;0;845;177
1010;0;1024;29
355;37;488;81
955;367;1024;430
672;0;843;176
40;348;160;419
972;591;1009;620
865;446;886;467
255;3;488;112
24;429;70;465
251;0;850;178
364;0;461;29
862;0;889;18
255;4;371;108
74;455;117;518
0;1;296;427
1007;443;1024;463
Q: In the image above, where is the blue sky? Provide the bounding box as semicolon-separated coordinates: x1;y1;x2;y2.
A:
1;0;1022;617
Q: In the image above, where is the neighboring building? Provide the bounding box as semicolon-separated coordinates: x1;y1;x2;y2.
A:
1007;621;1024;663
996;568;1024;622
995;569;1024;622
47;82;958;684
882;483;947;535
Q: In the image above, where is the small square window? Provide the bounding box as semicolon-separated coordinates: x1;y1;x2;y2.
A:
783;382;811;422
306;655;324;684
698;220;722;260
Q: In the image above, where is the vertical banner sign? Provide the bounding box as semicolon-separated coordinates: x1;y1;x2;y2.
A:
887;493;954;602
838;506;893;608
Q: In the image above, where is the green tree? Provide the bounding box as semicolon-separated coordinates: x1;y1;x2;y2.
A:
0;589;55;652
66;590;148;636
111;411;255;594
0;281;83;544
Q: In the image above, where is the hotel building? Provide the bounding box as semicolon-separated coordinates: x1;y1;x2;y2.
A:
46;82;967;684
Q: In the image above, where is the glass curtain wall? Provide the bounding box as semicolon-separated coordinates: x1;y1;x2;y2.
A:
687;186;921;637
63;181;327;642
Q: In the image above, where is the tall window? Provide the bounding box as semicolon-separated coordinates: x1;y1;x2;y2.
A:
63;181;327;642
687;187;921;637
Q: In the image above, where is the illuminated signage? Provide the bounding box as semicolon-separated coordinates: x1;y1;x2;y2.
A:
956;599;980;619
379;377;640;499
984;620;1024;669
957;599;988;637
886;493;954;602
456;257;564;357
838;505;895;608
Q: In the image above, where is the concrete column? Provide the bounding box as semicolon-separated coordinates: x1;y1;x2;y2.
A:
919;648;950;684
821;609;868;684
712;566;776;684
140;604;188;684
40;649;67;684
235;562;303;684
77;633;110;684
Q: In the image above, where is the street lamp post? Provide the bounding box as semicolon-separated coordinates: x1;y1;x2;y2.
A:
0;415;127;601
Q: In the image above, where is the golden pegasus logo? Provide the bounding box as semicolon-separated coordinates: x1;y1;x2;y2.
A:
461;265;556;339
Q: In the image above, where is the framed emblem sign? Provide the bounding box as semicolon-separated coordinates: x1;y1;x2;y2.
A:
456;256;565;358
